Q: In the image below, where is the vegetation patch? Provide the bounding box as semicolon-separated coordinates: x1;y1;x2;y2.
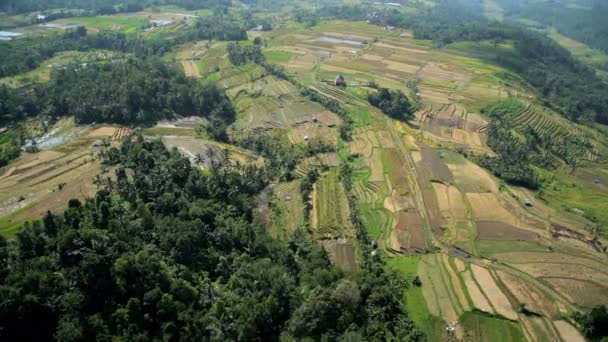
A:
460;311;525;342
312;168;353;239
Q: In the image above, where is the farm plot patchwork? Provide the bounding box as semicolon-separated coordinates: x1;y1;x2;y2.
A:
415;104;489;152
0;126;124;237
258;21;608;340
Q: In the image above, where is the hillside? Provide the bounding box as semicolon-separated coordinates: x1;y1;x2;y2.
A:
1;1;608;341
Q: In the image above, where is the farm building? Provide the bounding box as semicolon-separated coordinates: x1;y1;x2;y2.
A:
335;75;346;87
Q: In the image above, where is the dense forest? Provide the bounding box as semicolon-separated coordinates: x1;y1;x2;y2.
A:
476;120;540;189
1;58;235;129
496;0;608;55
368;87;414;122
0;135;423;341
227;43;265;66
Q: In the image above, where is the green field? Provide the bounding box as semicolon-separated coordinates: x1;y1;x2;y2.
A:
58;16;148;33
314;169;353;238
460;311;525;342
540;170;608;232
263;50;292;63
386;256;444;342
476;239;550;258
547;27;608;71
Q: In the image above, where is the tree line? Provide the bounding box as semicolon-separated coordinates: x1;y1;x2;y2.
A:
368;87;415;121
0;14;247;78
1;58;235;129
0;135;424;341
0;0;230;15
496;0;608;56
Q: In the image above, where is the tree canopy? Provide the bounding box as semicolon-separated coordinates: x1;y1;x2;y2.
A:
0;136;424;341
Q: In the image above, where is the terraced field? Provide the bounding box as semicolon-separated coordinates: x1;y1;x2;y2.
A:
311;168;353;239
0;125;123;236
253;20;608;341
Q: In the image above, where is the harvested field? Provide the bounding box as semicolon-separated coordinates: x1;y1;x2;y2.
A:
432;183;467;221
442;254;471;312
553;320;586;342
0;134;114;236
446;156;499;193
453;257;467;272
87;126;118;137
350;131;373;158
476;221;541;241
383;148;409;195
463;269;494;314
512;263;608;286
497;271;559;318
519;315;561;342
417;145;452;184
417;260;441;317
388;209;427;253
542;277;608;308
420;255;459;323
321;238;357;271
271;181;304;239
466;192;546;233
471;264;518;320
383;190;415;213
491;252;608;273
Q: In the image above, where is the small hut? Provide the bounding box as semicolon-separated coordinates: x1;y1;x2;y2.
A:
335;75;346;87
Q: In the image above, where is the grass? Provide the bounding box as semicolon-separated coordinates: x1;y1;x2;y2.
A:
460;311;525;342
539;169;608;231
196;60;206;74
349;107;370;127
141;127;194;136
0;215;26;238
59;16;148;32
420;79;457;90
264;50;292;63
270;180;304;240
411;39;434;48
483;98;526;119
546;27;608;78
386;256;444;342
151;5;211;16
476;239;550;259
0;202;38;238
314;168;352;237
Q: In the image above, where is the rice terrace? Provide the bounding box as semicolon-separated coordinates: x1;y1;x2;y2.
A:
1;0;608;341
